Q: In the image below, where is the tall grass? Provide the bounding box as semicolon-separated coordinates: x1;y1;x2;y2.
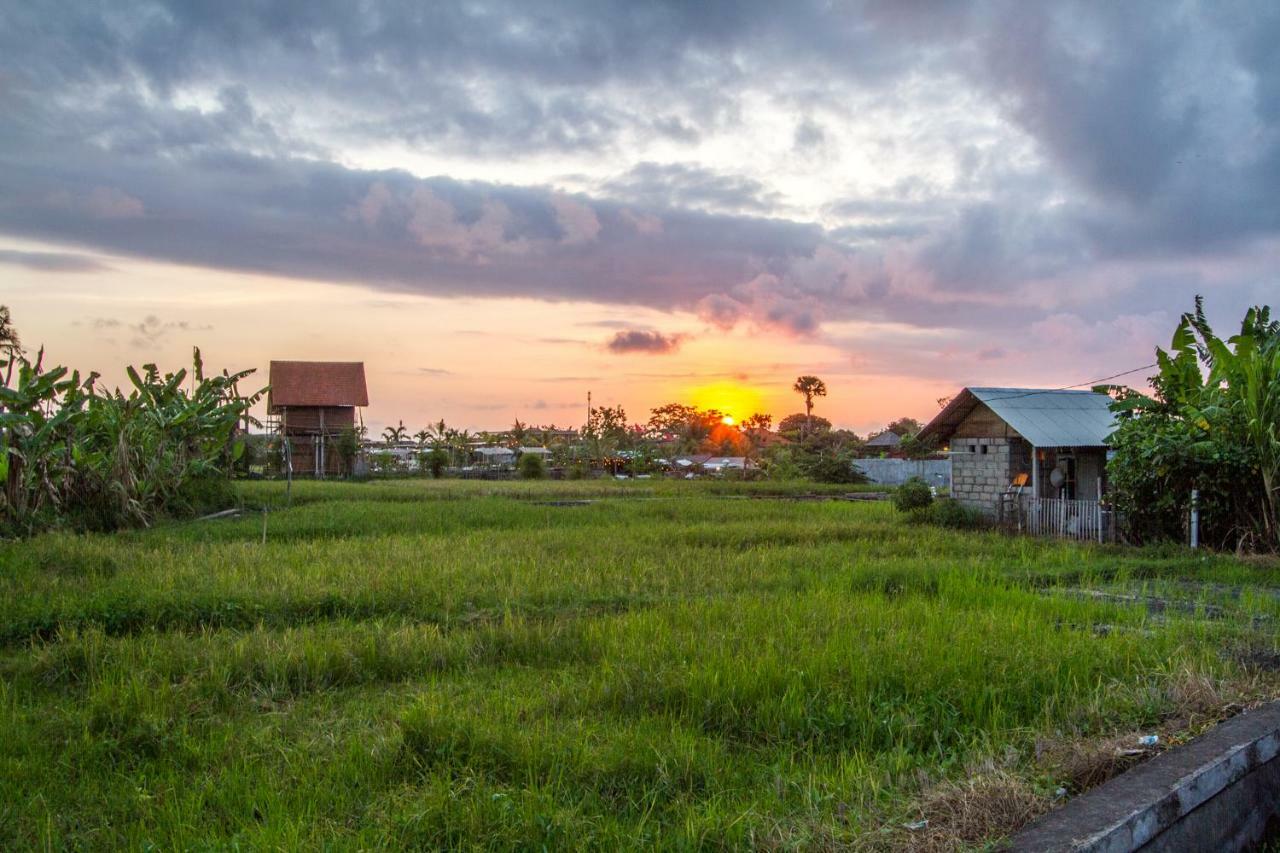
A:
0;480;1276;849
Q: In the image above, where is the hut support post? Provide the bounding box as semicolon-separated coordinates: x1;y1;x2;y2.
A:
1031;444;1038;499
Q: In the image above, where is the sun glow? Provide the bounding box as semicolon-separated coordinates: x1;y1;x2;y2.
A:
687;382;766;423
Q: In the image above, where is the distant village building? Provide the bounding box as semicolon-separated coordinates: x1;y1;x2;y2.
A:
473;446;516;468
916;387;1114;516
267;361;369;477
862;430;902;452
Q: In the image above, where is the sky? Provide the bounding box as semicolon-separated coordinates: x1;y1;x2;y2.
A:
2;1;1278;436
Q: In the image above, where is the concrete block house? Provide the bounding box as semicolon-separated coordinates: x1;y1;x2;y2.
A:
916;387;1115;517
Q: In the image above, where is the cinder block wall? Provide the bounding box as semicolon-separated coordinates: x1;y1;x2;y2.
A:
950;437;1021;516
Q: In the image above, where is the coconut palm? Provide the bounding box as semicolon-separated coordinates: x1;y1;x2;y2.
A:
382;420;408;446
510;417;529;446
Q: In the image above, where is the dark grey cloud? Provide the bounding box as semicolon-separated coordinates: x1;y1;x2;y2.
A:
0;0;1277;343
0;249;111;273
605;329;684;354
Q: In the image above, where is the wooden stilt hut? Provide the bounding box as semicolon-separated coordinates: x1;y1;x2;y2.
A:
267;361;368;477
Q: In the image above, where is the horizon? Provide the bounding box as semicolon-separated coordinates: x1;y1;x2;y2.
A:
4;2;1277;435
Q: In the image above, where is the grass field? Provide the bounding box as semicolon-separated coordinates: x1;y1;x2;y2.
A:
2;479;1279;850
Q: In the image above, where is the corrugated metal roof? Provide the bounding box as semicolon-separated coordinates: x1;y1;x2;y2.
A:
969;387;1115;447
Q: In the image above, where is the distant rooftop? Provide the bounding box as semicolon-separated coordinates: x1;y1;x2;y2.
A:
268;361;368;410
918;387;1115;448
865;430;902;447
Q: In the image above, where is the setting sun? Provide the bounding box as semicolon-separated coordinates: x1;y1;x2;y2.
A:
686;381;766;423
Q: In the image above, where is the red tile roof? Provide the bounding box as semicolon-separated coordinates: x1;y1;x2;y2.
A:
268;361;369;410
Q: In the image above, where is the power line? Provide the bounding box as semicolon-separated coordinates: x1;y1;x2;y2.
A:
974;363;1159;402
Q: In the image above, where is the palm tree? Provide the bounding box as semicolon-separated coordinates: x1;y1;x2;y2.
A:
451;429;473;467
414;429;432;450
792;375;827;433
510;417;528;447
382;420;409;446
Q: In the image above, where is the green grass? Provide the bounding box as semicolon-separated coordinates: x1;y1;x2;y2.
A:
2;479;1278;849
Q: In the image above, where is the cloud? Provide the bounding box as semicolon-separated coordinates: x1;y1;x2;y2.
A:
619;208;663;235
0;249;111;272
44;187;144;220
127;315;213;348
605;329;685;354
600;162;784;214
550;194;601;245
0;0;1278;356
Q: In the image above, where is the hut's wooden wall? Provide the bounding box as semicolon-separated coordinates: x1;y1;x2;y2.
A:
953;403;1022;439
279;406;356;476
280;406;355;432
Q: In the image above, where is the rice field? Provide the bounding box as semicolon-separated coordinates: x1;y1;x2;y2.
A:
2;479;1278;850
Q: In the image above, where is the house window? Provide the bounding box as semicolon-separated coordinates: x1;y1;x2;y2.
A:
980;445;988;454
969;444;977;453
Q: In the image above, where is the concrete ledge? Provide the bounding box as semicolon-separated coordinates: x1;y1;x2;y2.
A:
1009;701;1280;852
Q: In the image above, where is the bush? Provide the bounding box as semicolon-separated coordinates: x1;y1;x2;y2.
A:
920;498;984;529
893;477;933;512
425;448;448;479
518;452;546;480
805;452;868;484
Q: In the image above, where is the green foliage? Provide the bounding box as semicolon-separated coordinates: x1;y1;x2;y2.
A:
368;451;399;475
0;332;263;534
893;477;934;512
517;451;545;480
909;497;984;530
885;417;922;436
803;451;867;484
425;448;448;479
335;428;361;477
1102;298;1279;550
777;413;831;435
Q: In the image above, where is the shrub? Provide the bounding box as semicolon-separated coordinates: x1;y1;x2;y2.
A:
425;448;448;479
335;428;361;476
805;452;868;484
893;477;934;512
921;498;984;529
369;452;399;475
518;452;546;480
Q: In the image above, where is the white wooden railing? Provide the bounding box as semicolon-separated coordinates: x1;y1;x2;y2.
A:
1002;496;1112;543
